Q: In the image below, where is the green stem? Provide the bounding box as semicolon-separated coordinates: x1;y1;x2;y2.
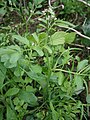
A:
80;104;84;120
53;68;88;76
53;48;82;70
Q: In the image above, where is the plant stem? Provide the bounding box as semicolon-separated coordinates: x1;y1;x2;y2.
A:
53;68;88;76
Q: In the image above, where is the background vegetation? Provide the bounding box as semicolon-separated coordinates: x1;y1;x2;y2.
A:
0;0;90;120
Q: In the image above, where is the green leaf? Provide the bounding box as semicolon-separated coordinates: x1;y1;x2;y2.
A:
56;20;76;28
31;64;42;73
86;94;90;103
81;38;90;46
27;35;36;43
13;97;20;106
49;73;58;83
43;45;52;54
10;52;21;63
28;33;39;44
82;19;90;46
77;60;88;72
27;72;47;88
50;101;59;120
39;23;46;28
56;72;64;85
7;105;17;120
74;75;84;94
55;22;69;28
18;90;37;106
26;86;36;93
0;7;6;16
4;60;17;68
14;67;24;77
5;88;19;97
49;31;65;45
13;35;29;46
32;33;39;43
38;18;47;24
33;46;44;56
65;32;76;43
0;48;14;56
0;108;3;120
82;19;90;37
13;77;24;83
1;54;9;62
34;0;44;5
38;32;47;42
0;63;6;89
0;45;22;68
18;58;29;69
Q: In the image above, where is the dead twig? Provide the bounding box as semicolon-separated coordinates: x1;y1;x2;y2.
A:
58;25;90;41
69;43;90;50
48;0;64;9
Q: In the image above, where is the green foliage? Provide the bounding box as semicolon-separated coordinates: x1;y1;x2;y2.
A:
0;0;90;120
0;45;22;68
77;60;88;72
7;105;17;120
59;0;90;17
5;88;19;97
86;94;90;103
50;31;66;45
82;19;90;46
